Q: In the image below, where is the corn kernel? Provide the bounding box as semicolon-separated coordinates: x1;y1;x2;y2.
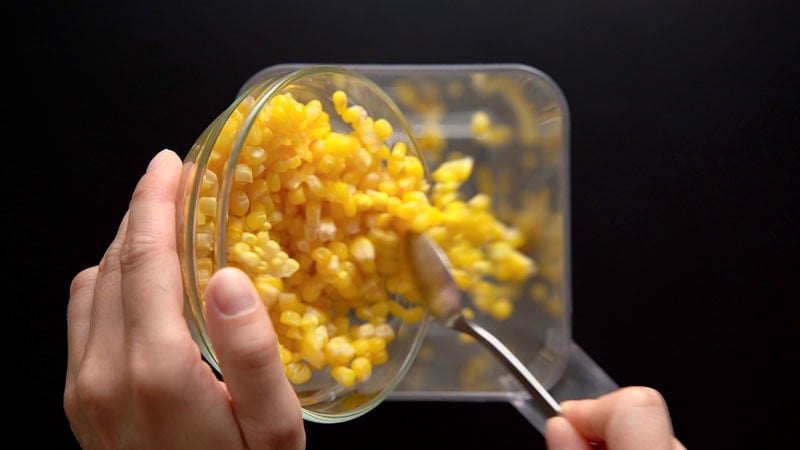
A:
325;336;356;366
470;110;491;136
490;298;513;320
197;196;217;220
351;357;372;382
286;362;311;384
280;310;302;327
331;366;356;387
370;350;389;365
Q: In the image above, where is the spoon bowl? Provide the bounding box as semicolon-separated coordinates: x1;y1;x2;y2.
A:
407;232;562;418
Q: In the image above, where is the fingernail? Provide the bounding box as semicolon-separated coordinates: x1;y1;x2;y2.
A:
209;268;257;317
147;149;170;173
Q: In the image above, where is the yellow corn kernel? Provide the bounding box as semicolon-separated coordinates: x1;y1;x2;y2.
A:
368;190;389;210
352;147;373;172
462;307;475;320
280;310;302;327
458;333;476;344
352;323;376;339
402;306;425;323
367;337;386;354
342;105;366;124
305;99;322;122
245;207;268;231
301;277;324;303
351;357;372;382
377;179;398;196
286;155;302;169
300;326;328;370
432;157;474;183
200;170;219;196
254;280;280;308
328;240;349;261
370;350;389;365
199;196;217;219
404;156;425;179
373;323;396;343
286;362;311;385
490;298;513;320
352;338;370;357
470;110;491;136
243;146;268;166
372;118;391;140
279;345;293;365
332;90;348;112
305;175;326;198
227;189;250;216
311;246;333;264
196;257;213;285
278;292;302;313
330;366;356;387
234;163;254;183
325;336;356;367
334;271;358;299
287;187;306;205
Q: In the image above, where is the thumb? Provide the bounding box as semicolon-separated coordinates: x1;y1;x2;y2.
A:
545;416;592;450
204;267;305;450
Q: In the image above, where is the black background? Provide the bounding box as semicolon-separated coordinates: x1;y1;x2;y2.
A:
10;1;798;449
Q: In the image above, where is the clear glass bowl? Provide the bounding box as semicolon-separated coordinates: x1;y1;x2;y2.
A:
177;65;430;423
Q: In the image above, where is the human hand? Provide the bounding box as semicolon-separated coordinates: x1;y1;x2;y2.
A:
64;149;305;449
545;386;685;450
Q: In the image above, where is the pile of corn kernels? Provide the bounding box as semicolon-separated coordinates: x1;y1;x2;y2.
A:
193;90;535;387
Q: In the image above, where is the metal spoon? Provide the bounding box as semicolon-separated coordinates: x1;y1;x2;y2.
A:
407;232;562;418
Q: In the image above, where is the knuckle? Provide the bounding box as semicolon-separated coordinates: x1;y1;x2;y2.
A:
127;357;170;403
260;414;306;450
619;386;667;410
98;236;124;275
119;229;162;272
72;362;122;417
225;336;282;373
70;267;98;296
63;381;80;422
126;338;190;401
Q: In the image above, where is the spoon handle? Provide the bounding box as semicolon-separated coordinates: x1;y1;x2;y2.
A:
452;315;562;418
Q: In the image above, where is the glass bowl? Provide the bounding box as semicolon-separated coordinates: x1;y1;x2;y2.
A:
177;65;431;423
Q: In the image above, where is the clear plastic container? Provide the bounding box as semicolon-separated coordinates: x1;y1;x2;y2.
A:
243;64;619;432
182;63;618;431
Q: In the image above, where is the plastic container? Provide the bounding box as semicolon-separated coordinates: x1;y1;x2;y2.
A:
181;63;618;431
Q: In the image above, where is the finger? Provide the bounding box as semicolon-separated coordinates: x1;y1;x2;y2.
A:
119;149;186;343
84;212;129;352
65;266;99;389
204;267;305;450
65;211;129;440
560;387;677;450
545;416;594;450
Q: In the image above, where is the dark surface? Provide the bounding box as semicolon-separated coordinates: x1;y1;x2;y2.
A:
10;1;798;449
